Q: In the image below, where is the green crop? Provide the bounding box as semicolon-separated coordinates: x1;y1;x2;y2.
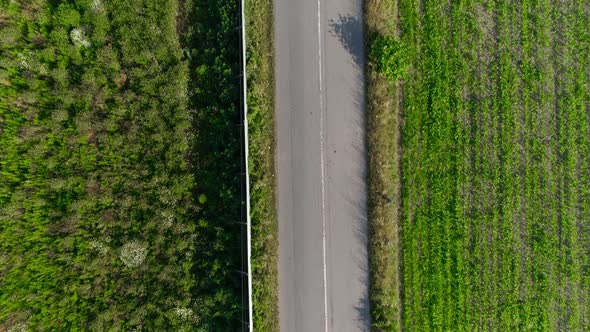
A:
368;0;590;330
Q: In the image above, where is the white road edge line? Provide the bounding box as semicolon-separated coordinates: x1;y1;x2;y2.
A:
317;0;329;331
240;0;253;329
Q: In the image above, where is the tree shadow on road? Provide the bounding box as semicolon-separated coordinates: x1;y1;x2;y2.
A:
328;14;365;70
330;12;371;331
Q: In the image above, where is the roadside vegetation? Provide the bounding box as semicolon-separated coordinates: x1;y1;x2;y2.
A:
0;0;244;330
244;0;279;329
364;0;402;330
367;0;590;330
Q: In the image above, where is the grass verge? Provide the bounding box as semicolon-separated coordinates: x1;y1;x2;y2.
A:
244;0;279;329
364;0;402;331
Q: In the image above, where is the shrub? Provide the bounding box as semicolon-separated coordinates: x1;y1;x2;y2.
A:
370;35;408;81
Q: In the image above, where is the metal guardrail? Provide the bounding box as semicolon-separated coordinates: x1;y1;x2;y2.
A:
238;0;253;330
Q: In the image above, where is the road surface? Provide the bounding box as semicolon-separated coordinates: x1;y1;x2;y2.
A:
274;0;369;330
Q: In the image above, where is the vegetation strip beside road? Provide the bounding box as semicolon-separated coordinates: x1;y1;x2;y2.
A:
364;0;403;330
244;0;279;329
368;0;590;330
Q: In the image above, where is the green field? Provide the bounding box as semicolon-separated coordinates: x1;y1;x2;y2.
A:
0;0;245;330
368;0;590;330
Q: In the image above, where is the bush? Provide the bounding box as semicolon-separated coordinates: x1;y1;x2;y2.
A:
370;35;408;81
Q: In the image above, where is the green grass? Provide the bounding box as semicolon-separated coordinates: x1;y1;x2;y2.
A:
245;0;279;329
368;0;590;330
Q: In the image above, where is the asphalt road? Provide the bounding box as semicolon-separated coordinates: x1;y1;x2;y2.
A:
274;0;369;330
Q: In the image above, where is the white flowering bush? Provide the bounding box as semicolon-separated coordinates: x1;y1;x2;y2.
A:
160;209;174;228
70;28;90;48
174;307;193;322
16;52;32;69
158;188;178;206
15;51;47;75
7;323;28;332
119;240;147;268
37;64;48;76
91;0;103;11
89;239;109;255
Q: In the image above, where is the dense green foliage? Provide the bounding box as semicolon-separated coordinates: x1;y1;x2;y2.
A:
370;0;590;330
369;36;407;82
181;0;244;329
0;0;244;330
